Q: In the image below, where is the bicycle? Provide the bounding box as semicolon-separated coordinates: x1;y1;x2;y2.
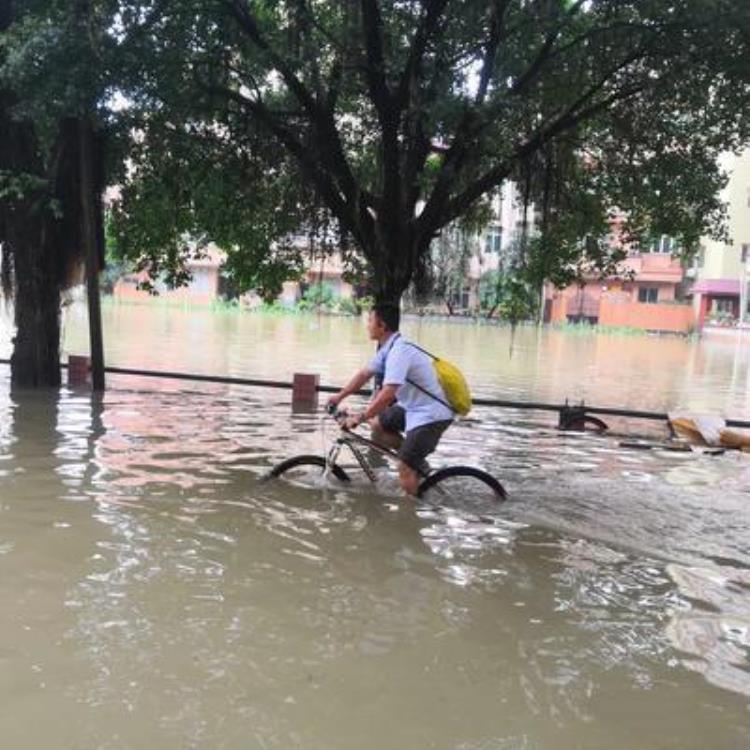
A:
264;406;507;501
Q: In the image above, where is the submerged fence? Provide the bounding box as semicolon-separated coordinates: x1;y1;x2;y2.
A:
2;357;750;429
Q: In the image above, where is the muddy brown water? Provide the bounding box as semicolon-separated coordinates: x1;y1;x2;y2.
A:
0;301;749;748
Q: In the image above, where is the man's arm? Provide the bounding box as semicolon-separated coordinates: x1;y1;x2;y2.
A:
344;384;398;428
327;367;373;408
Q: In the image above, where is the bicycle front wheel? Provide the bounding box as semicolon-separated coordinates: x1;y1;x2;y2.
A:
265;455;351;485
417;466;507;501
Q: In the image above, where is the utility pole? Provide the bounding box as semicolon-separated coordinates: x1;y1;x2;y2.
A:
79;116;105;391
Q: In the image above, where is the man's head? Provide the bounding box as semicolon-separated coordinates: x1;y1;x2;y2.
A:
367;302;400;341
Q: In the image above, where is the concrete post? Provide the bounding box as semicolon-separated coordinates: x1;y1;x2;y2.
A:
68;355;91;387
292;373;320;412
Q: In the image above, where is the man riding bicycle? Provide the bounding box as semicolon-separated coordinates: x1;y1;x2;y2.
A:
327;302;453;495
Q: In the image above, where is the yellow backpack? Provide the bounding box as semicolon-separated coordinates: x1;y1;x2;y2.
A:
405;342;472;417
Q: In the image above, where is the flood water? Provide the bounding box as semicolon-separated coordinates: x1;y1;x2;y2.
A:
1;300;749;749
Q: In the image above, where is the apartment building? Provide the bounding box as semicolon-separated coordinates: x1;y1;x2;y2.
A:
689;149;750;328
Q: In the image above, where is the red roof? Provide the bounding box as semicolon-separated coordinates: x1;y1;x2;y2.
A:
689;279;740;295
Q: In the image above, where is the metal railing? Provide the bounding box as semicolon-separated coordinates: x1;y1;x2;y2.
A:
2;358;750;428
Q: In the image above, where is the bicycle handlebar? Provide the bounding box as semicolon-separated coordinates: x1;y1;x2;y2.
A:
325;403;352;428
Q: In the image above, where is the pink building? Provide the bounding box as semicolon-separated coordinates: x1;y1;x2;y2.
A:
545;251;694;333
690;279;741;328
113;246;225;305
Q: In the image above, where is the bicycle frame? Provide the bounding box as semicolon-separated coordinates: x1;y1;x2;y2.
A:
326;428;401;484
324;408;431;483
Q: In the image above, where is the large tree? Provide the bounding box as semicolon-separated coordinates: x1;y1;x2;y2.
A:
112;0;750;306
0;0;110;386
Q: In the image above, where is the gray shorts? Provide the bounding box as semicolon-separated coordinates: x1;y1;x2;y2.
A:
378;405;452;471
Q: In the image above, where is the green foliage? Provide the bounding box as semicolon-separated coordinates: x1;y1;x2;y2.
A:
7;0;750;313
109;115;310;298
300;282;335;309
478;270;505;315
335;296;363;317
0;0;121;315
99;212;130;294
107;0;750;303
0;1;116;142
0;169;47;202
478;270;537;323
209;297;240;313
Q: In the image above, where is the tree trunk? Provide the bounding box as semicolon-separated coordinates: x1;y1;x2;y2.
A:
1;101;64;387
372;259;410;308
9;230;62;388
1;103;103;388
369;225;426;310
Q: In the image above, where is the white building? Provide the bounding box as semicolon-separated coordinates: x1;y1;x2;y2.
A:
690;149;750;327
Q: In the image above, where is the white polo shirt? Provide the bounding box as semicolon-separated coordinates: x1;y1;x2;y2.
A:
368;334;453;432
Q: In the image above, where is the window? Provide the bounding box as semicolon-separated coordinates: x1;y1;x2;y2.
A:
648;235;675;254
491;190;503;220
485;225;502;254
638;286;659;303
714;298;735;315
449;286;471;309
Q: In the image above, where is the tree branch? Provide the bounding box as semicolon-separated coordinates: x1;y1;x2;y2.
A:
394;0;450;110
224;2;373;230
418;6;659;240
411;0;512;237
359;0;391;115
360;0;404;231
225;0;321;119
502;0;588;99
206;81;372;246
475;0;511;105
439;71;653;228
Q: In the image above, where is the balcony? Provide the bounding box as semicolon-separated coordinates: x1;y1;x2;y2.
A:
620;253;683;283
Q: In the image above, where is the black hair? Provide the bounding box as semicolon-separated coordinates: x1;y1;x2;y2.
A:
371;301;400;332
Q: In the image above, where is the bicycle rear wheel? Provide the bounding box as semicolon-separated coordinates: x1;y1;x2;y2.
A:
417;465;506;501
265;455;351;484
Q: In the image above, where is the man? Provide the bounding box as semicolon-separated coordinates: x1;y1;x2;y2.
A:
327;303;453;495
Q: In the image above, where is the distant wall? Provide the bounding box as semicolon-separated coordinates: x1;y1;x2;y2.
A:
546;283;695;332
599;299;694;333
113;267;220;306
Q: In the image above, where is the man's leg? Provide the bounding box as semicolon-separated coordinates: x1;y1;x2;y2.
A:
370;404;405;451
396;420;452;496
369;418;402;450
397;460;420;496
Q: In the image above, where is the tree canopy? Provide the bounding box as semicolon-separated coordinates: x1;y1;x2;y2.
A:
106;0;750;304
3;0;750;378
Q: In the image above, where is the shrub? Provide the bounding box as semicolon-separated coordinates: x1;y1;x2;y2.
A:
336;296;362;316
302;283;335;309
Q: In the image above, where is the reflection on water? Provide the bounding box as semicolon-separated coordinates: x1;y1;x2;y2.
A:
0;302;750;747
667;565;750;698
